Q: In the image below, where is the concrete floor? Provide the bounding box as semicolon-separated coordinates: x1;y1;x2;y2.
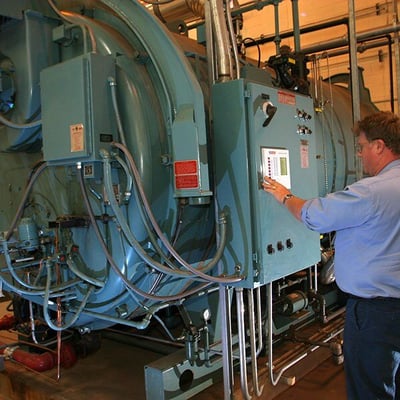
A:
0;332;346;400
0;297;347;400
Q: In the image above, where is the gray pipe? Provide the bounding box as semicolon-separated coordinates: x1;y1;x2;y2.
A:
291;0;300;53
210;0;233;81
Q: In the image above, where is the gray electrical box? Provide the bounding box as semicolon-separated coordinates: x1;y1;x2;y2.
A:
40;53;116;163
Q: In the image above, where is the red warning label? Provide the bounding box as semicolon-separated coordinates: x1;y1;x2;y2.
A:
278;90;296;106
174;160;199;189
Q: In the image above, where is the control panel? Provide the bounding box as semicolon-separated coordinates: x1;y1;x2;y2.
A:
212;79;320;288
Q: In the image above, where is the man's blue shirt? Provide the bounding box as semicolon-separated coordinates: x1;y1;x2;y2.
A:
301;159;400;297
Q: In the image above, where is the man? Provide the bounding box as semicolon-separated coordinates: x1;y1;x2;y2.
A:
263;111;400;399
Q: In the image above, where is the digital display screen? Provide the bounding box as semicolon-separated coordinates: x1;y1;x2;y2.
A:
261;147;291;188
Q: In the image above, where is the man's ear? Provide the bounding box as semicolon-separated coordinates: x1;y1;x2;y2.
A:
375;138;386;154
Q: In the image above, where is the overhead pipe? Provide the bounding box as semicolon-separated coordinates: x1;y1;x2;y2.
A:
245;17;349;48
245;16;399;53
312;35;395;112
299;24;400;54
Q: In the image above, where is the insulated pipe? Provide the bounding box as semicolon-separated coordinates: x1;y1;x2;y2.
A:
6;347;55;372
0;314;15;330
0;341;77;372
225;0;240;79
210;0;233;81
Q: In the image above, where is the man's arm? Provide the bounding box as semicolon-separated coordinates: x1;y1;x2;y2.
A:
262;176;306;221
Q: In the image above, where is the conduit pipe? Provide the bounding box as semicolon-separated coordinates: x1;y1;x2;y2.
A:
110;143;242;284
78;164;214;302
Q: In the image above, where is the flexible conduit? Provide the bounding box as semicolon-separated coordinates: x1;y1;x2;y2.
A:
42;260;95;331
78;164;214;302
111;142;243;284
103;154;191;275
5;162;48;241
47;0;97;54
102;154;203;279
0;114;42;130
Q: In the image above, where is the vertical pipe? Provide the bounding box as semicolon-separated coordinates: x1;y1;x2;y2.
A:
291;0;301;53
247;288;262;397
219;285;234;400
205;1;216;85
348;0;362;180
273;0;281;54
236;288;251;400
392;0;400;114
313;263;318;293
209;0;233;81
225;0;240;79
267;282;275;384
386;35;395;113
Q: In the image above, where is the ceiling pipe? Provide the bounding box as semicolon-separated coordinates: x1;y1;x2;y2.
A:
313;35;395;112
301;24;400;54
245;17;349;47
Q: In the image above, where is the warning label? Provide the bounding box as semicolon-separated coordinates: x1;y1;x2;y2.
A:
70;123;85;152
174;160;199;189
278;91;296;106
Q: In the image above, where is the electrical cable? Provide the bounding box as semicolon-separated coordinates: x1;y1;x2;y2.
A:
47;0;97;54
102;155;202;278
5;161;48;241
0;113;42;130
42;260;95;331
111;142;243;284
78;164;214;301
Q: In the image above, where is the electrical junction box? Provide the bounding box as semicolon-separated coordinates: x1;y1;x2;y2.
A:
212;79;321;288
40;53;116;164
